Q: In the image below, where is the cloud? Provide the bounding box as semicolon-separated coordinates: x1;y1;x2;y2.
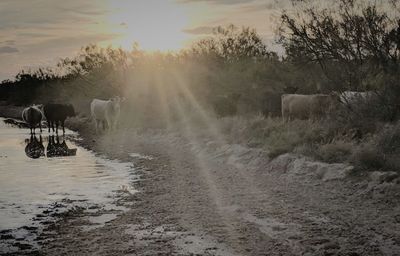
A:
17;32;54;38
238;2;275;12
23;33;118;53
0;40;16;45
0;46;18;54
177;0;257;5
183;26;215;35
0;0;107;29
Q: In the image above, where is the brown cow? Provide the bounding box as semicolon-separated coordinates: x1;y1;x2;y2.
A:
22;105;43;134
281;94;337;122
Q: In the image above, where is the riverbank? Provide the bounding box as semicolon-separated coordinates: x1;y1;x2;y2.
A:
0;105;24;120
2;105;400;255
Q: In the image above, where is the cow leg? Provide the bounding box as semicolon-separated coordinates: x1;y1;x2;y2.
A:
48;121;51;133
282;108;288;123
282;114;288;123
94;119;98;134
56;122;59;134
62;120;65;134
113;119;118;130
106;117;112;132
98;120;102;133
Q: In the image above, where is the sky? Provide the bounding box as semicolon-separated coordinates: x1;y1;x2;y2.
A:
0;0;290;81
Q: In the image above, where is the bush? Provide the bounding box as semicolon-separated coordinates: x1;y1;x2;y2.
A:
314;140;353;163
375;123;400;155
348;123;400;172
350;147;387;171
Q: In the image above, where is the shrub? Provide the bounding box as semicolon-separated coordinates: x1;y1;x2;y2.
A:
350;147;386;171
313;140;353;163
375;122;400;155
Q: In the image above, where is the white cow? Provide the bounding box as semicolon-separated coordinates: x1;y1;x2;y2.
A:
90;96;121;132
281;94;337;122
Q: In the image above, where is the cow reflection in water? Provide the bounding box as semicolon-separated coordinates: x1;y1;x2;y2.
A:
46;135;77;157
25;135;45;159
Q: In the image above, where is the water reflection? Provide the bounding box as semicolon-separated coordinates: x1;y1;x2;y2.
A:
24;135;45;159
23;135;77;159
46;135;77;157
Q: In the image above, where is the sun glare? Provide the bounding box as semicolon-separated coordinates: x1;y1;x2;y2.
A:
104;0;190;52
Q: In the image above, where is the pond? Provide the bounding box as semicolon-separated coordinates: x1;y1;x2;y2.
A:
0;118;136;253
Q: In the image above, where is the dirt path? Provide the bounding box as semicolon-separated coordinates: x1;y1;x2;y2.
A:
37;115;400;256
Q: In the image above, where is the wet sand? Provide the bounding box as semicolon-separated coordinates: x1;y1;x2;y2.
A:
1;105;400;255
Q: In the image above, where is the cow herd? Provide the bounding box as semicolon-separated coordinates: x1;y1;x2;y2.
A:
22;103;76;134
214;90;375;120
20;91;373;134
21;96;123;134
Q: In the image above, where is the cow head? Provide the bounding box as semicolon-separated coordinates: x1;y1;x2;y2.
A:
34;104;44;110
66;104;76;117
110;96;121;112
329;92;342;104
32;104;44;113
326;92;342;113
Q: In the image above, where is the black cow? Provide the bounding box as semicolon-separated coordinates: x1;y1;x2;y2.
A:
43;104;75;134
262;86;299;118
213;93;241;117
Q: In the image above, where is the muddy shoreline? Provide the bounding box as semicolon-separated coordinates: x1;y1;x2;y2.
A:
1;105;400;255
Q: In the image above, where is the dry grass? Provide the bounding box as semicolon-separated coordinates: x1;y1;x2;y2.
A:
217;114;400;173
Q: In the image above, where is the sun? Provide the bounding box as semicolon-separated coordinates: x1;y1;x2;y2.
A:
104;0;190;52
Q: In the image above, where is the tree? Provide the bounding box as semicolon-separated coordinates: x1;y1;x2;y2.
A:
279;0;400;92
190;24;277;62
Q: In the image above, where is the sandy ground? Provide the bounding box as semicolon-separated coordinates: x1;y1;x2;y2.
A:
1;105;400;255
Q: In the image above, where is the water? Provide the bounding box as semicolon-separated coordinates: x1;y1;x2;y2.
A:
0;118;136;252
